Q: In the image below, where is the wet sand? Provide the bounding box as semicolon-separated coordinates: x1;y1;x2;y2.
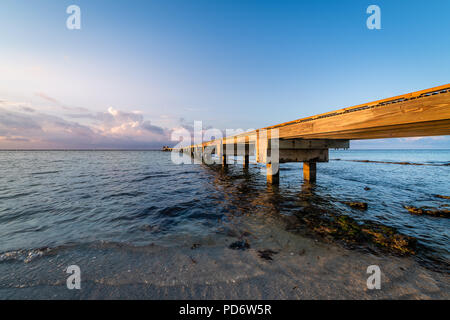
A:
1;226;448;300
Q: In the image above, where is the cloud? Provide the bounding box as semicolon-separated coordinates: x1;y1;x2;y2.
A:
401;136;446;142
0;137;30;142
35;91;60;104
142;121;166;135
66;107;170;140
177;117;214;134
21;106;35;113
0;102;173;149
34;92;89;112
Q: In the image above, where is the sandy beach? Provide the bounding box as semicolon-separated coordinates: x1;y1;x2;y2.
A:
1;222;448;300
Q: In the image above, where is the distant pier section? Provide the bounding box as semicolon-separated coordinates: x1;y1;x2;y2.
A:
170;84;450;184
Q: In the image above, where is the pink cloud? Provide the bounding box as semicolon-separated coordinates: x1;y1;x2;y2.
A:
0;102;173;149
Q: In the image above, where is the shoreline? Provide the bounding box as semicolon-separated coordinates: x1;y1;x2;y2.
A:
1;230;448;300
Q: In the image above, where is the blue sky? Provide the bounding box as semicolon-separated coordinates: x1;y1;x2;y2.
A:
0;0;449;148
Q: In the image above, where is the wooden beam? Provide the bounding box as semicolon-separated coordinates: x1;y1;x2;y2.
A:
303;162;317;183
279;149;328;163
217;144;228;167
266;163;279;184
203;146;213;164
279;139;349;149
220;143;255;156
255;129;279;164
292;119;450;140
265;85;450;139
243;155;249;168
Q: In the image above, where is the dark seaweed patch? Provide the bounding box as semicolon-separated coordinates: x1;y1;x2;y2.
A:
257;249;278;261
288;209;417;255
229;240;250;250
344;201;368;210
404;206;449;218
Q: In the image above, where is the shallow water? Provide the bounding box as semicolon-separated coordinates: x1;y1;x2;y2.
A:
0;150;449;298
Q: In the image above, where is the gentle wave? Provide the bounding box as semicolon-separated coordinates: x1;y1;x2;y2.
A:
131;173;172;182
101;191;147;200
0;247;53;263
31;171;60;175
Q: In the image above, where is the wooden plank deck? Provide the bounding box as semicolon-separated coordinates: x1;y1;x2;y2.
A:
170;84;450;183
193;83;450;147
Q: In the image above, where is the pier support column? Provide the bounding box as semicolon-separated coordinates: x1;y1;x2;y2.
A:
266;163;279;184
255;129;280;184
242;141;250;168
203;146;212;164
218;143;228;168
192;147;200;164
243;155;249;168
303;161;316;183
222;155;228;167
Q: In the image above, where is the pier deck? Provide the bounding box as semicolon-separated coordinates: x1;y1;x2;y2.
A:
171;84;450;183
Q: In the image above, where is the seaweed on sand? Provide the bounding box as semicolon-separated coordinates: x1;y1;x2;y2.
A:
288;209;417;255
343;201;368;210
257;249;278;261
229;239;250;250
404;206;450;218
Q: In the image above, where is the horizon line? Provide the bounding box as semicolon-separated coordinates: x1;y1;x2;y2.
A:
1;148;450;152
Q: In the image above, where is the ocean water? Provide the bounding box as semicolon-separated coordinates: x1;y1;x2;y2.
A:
0;150;449;298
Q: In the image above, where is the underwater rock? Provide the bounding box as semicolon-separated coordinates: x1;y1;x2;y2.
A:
404;206;449;218
364;187;371;191
344;201;368;210
257;249;278;261
294;209;416;255
191;243;201;250
435;194;450;200
360;223;417;255
229;239;250;250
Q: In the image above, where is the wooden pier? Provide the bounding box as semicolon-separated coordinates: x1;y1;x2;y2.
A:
170;84;450;184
